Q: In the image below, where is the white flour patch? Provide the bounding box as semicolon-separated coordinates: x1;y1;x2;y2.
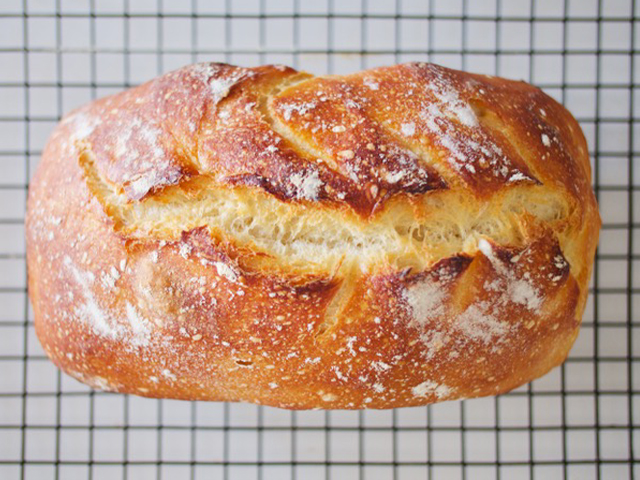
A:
127;163;182;199
415;64;531;183
115;118;160;166
64;256;121;338
64;258;154;348
478;239;542;313
83;375;115;392
510;279;543;311
401;122;416;136
100;266;121;290
346;336;358;357
508;172;528;182
554;255;568;270
363;77;379;90
426;77;478;128
209;72;246;103
179;243;192;259
290;170;323;201
190;63;253;105
385;170;406;183
372;361;392;372
477;238;495;260
125;302;151;347
110;116;183;198
412;380;454;400
332;366;347;381
372;382;386;393
65;110;102;141
418;330;449;360
214;262;238;283
456;303;510;344
279;101;317;121
403;279;447;326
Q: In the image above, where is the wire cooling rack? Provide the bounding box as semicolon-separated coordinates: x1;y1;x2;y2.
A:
0;0;636;479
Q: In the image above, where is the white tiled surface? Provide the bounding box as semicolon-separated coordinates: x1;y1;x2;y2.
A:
0;0;636;479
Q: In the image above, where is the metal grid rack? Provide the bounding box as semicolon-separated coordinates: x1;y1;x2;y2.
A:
0;0;636;478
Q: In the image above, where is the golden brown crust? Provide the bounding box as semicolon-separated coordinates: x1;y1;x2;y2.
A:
27;62;600;409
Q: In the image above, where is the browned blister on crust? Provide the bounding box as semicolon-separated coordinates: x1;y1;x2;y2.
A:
27;61;599;409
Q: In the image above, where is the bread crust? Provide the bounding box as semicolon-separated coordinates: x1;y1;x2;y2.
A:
26;62;600;409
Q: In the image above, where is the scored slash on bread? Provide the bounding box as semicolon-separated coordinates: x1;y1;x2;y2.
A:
26;61;600;409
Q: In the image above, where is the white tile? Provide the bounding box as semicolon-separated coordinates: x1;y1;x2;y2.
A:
228;429;258;462
59;429;90;461
565;395;595;426
127;429;159;462
24;465;56;480
361;466;394;480
161;428;192;462
566;429;596;461
599;429;630;460
228;402;259;427
396;430;427;463
293;466;327;480
430;431;462;462
194;429;223;462
499;431;530;462
463;397;496;427
160;399;192;426
327;466;359;480
25;427;56;461
262;465;292;480
465;431;496;462
194;465;224;480
534;464;563;480
93;428;124;462
295;429;326;462
262;429;292;462
532;430;563;462
94;395;125;426
432;465;463;480
229;466;258;480
328;430;359;462
92;465;123;480
0;429;22;461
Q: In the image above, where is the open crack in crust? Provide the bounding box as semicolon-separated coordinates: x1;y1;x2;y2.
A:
26;62;600;409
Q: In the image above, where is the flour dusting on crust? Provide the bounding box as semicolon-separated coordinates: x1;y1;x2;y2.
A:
404;237;555;361
478;238;542;313
65;110;102;142
412;380;454;400
456;302;510;344
189;62;254;105
290;169;324;201
125;302;151;347
403;278;447;326
63;256;155;348
64;255;121;338
214;261;239;283
279;101;317;121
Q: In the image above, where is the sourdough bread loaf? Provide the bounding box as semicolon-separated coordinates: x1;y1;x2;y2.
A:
26;62;600;409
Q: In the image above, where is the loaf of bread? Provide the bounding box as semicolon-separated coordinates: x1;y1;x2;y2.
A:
27;62;600;409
